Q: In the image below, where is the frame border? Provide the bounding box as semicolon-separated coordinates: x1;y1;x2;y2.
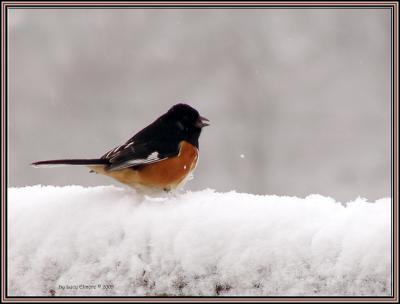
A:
1;1;398;303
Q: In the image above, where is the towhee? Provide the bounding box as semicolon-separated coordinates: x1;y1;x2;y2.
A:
32;103;209;191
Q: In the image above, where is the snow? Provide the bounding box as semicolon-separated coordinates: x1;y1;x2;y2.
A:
8;186;391;296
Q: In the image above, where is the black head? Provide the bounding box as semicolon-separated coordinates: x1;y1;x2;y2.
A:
164;103;209;148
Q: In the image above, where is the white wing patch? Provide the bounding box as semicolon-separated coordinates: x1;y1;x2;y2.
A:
126;152;161;166
125;141;134;148
105;145;121;158
148;151;159;160
108;151;166;171
104;141;135;159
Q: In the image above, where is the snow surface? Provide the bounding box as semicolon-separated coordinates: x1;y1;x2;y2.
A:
8;186;391;296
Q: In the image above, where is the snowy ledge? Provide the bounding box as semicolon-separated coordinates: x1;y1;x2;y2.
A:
9;186;391;296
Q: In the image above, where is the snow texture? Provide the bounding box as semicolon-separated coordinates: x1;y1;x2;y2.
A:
9;186;391;296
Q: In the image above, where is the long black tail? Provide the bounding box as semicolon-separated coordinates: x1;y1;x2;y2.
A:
31;159;108;167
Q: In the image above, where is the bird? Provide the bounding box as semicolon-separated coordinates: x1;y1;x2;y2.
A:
32;103;209;191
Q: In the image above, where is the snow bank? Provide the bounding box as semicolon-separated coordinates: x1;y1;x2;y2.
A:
8;186;391;296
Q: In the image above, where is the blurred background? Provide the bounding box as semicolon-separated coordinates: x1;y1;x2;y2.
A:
8;8;391;201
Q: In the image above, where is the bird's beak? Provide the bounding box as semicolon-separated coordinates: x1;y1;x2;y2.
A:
195;115;210;128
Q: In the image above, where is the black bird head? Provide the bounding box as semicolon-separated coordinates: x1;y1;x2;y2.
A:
167;103;209;129
164;103;209;148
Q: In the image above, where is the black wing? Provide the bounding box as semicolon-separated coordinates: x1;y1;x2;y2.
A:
101;116;181;171
102;140;179;171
